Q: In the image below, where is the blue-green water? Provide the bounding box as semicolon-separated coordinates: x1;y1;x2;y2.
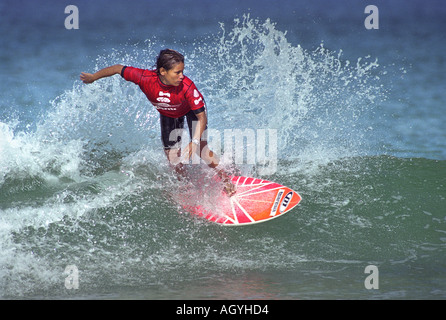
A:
1;0;445;299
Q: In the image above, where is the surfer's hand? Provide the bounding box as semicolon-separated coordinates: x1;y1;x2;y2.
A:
80;72;96;84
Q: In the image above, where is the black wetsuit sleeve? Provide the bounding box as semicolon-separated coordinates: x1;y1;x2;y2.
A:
120;66;127;77
192;106;206;114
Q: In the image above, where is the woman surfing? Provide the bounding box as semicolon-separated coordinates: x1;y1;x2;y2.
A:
80;49;235;196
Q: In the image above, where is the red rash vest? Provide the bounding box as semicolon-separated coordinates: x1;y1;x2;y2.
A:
121;66;206;118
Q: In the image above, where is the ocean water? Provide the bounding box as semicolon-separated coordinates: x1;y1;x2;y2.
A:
1;0;445;300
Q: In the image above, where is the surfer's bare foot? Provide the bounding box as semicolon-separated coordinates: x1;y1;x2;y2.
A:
223;180;236;197
216;169;236;196
173;163;189;182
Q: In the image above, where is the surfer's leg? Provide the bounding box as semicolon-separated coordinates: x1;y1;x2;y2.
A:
160;114;187;177
198;142;219;167
185;110;217;166
200;143;236;196
164;148;187;178
186;111;236;196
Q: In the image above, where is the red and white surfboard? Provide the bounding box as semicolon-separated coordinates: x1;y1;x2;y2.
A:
179;176;301;226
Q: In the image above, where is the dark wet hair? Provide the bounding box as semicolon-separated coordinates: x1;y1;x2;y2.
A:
156;49;184;74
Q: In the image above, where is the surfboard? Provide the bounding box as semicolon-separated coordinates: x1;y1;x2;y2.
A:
176;175;302;226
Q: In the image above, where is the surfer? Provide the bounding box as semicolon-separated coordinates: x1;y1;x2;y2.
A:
80;49;235;196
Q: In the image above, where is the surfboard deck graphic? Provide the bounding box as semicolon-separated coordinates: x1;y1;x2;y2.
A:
177;176;302;226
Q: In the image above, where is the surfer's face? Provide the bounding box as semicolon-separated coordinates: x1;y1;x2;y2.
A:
159;62;185;86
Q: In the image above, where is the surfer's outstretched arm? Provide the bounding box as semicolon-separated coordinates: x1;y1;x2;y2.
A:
80;64;124;84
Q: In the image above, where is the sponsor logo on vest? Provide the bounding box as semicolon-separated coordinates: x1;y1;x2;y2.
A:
194;97;203;105
159;91;171;97
193;89;202;105
157;91;171;103
157;97;171;103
